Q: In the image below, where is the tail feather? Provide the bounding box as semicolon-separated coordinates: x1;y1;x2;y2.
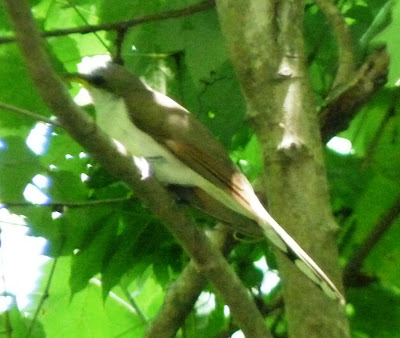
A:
249;197;345;305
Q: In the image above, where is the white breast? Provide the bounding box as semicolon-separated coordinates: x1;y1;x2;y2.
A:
90;89;194;184
89;88;252;218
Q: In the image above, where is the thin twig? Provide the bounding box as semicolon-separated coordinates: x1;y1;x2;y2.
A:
0;101;60;127
0;0;215;45
120;284;149;324
313;0;355;87
89;278;138;315
26;240;64;337
362;91;398;169
1;197;131;209
114;27;128;65
65;0;110;52
343;194;400;286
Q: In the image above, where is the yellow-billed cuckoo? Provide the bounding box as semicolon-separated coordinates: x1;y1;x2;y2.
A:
71;62;344;304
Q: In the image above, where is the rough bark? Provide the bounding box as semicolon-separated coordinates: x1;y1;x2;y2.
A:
216;0;350;336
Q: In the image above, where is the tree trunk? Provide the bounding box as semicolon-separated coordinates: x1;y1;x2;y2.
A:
216;0;350;336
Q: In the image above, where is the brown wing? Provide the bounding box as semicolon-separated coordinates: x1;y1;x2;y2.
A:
125;87;257;216
167;185;263;238
122;77;346;304
164;139;256;213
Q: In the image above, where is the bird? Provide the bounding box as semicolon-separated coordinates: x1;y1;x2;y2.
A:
69;62;345;304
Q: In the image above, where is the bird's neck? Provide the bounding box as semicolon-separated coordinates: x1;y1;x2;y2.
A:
88;88;124;125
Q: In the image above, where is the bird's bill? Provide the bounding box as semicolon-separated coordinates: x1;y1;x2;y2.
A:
64;73;90;88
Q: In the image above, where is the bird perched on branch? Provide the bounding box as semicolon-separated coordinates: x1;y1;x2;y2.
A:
69;62;345;304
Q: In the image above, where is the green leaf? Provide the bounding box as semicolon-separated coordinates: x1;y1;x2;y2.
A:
36;257;145;337
70;213;119;294
340;88;393;156
0;303;27;338
325;150;372;211
372;0;400;85
348;285;400;337
0;136;44;201
1;0;400;336
193;62;248;148
0;46;52;128
48;169;88;202
371;106;400;181
363;202;400;288
101;211;150;297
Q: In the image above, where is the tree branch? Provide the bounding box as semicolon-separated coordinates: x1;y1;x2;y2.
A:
0;0;215;45
319;46;389;143
216;0;349;336
2;0;271;336
343;194;400;287
145;226;235;337
313;2;389;144
313;0;355;87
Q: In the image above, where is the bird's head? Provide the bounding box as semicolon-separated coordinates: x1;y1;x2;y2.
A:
67;62;147;97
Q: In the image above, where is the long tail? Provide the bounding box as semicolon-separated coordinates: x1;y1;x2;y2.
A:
249;197;345;304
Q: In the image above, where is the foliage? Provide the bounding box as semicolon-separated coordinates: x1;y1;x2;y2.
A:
0;0;399;337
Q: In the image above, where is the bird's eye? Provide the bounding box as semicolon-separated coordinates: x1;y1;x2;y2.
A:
89;74;106;87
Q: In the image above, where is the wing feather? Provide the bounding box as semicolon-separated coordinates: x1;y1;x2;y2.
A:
164;139;255;213
123;82;345;304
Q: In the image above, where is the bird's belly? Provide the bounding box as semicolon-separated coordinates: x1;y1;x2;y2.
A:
94;94;206;185
93;92;252;217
